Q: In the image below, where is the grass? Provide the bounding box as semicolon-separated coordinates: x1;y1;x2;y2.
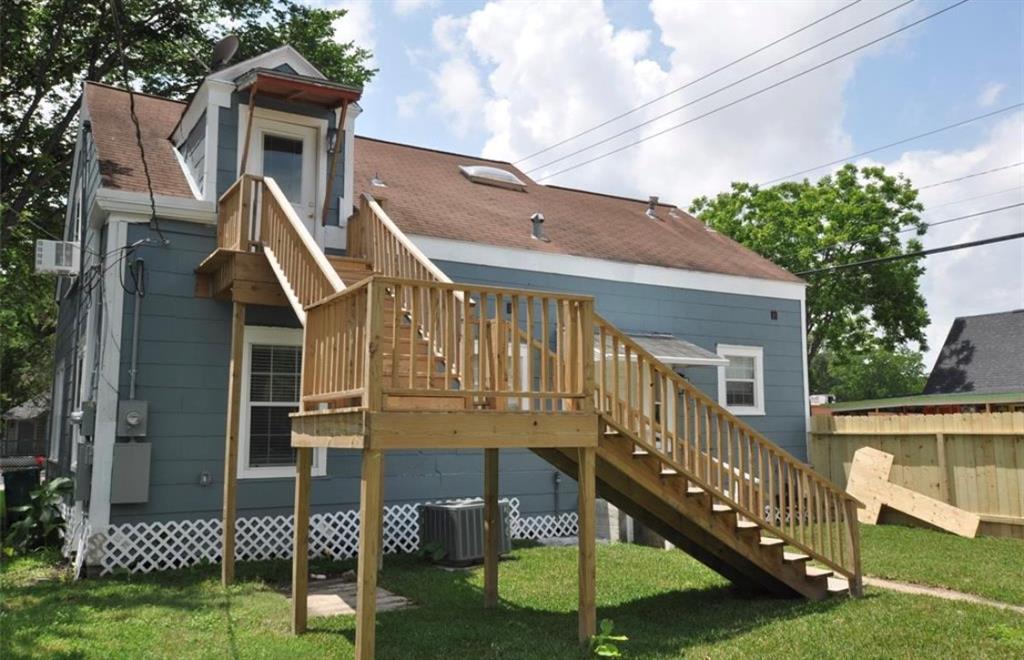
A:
859;523;1024;605
3;534;1024;659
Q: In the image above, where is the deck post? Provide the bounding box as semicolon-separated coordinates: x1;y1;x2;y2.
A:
483;448;500;608
577;445;597;644
356;448;385;660
221;302;245;586
291;446;313;633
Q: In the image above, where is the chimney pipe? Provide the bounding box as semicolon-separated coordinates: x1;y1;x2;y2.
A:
531;212;549;242
646;195;659;219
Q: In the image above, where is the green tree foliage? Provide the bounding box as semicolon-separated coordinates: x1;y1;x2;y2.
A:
0;0;375;411
810;345;928;402
690;164;930;374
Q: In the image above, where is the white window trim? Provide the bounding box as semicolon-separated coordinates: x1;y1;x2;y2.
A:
238;325;326;479
716;344;766;416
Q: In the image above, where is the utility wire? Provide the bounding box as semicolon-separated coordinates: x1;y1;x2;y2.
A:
526;0;916;174
919;161;1024;189
901;201;1024;233
514;0;866;164
921;185;1022;212
761;106;1022;185
534;0;970;183
797;231;1024;276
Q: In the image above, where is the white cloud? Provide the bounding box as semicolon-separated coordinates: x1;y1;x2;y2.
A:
415;0;1020;370
871;114;1024;368
331;1;376;54
394;0;436;16
977;81;1006;108
396;90;428;119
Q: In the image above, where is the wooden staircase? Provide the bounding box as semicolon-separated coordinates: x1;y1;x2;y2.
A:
203;173;862;605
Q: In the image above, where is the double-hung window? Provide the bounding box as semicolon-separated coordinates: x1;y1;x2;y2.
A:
716;344;765;416
238;326;326;478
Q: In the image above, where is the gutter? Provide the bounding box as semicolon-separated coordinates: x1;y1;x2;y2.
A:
90;188;217;227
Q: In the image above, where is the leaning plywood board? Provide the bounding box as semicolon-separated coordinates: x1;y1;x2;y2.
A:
846;446;980;538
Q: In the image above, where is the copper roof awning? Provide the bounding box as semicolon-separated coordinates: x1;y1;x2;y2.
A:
235;68;362;108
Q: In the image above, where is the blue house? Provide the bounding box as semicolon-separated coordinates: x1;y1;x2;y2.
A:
48;47;856;613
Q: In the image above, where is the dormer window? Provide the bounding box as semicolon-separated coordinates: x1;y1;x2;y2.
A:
459;165;526;191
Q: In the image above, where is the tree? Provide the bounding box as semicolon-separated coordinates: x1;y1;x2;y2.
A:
810;345;928;402
689;164;930;379
0;0;375;411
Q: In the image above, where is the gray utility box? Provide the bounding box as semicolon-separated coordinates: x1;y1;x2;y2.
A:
420;500;512;565
110;441;151;504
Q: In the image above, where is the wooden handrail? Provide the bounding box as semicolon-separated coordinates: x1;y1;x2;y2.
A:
593;313;860;579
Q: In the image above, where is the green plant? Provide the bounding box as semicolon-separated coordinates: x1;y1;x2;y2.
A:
590;618;628;658
5;477;72;553
416;541;447;563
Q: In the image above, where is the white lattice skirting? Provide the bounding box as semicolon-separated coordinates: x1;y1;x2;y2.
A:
100;497;579;575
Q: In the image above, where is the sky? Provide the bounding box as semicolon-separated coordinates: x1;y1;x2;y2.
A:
322;0;1023;370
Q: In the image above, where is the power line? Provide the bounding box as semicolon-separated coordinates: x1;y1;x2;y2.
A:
514;0;866;165
796;231;1024;276
901;201;1024;233
534;0;970;183
921;185;1022;212
526;0;917;174
919;161;1024;189
761;106;1022;185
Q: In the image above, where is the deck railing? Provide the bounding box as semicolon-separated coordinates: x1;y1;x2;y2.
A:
594;314;861;586
349;194;454;286
300;279;370;410
216;174;257;251
301;276;594;413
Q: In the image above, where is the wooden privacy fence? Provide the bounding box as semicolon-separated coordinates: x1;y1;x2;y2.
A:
810;413;1024;538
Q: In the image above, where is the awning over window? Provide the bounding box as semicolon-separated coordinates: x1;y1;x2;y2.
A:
626;333;729;367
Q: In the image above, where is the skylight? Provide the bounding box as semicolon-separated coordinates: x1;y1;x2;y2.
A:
459;165;526;191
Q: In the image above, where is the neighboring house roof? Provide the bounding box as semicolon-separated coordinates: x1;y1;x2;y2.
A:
924;309;1024;395
83;82;193;198
354;137;802;283
2;394;50;421
827;390;1024;413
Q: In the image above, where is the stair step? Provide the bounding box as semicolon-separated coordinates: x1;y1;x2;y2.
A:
736;520;760;532
711;504;733;514
759;537;784;548
659;467;680;478
632;447;650;456
826;576;850;594
783;552;810;564
686;486;705;497
805;566;833;580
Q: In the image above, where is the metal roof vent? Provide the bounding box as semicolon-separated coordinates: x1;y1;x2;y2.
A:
460;165;526;191
530;212;550;242
646;195;659;219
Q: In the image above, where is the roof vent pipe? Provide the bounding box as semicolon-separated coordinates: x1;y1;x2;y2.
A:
646;195;659;219
531;212;550;242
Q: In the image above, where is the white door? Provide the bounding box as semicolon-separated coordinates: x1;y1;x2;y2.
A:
251;119;319;235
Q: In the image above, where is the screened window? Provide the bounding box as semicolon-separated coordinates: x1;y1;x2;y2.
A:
239;327;326;479
717;345;765;416
247;344;300;467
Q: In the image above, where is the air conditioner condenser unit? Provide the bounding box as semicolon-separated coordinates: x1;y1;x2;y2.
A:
419;500;512;565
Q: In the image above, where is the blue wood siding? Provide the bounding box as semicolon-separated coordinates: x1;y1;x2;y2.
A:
435;260;809;459
109;221;566;524
179;110;205;194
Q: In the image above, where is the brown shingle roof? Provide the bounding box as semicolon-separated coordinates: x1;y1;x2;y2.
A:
84;82;193;198
354;137;801;283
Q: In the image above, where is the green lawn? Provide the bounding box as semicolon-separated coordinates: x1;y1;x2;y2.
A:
859;524;1024;605
2;534;1023;659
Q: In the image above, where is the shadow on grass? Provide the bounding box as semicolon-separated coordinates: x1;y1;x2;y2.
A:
2;550;849;660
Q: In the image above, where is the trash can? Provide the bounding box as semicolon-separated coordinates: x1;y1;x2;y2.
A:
2;467;42;529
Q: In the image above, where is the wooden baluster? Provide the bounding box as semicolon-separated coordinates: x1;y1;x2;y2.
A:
540;300;549;409
525;297;535;411
511;295;520;398
479;292;488;393
611;334;620;421
462;290;472;395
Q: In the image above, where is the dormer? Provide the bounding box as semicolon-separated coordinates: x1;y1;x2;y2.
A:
170;45;362;250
